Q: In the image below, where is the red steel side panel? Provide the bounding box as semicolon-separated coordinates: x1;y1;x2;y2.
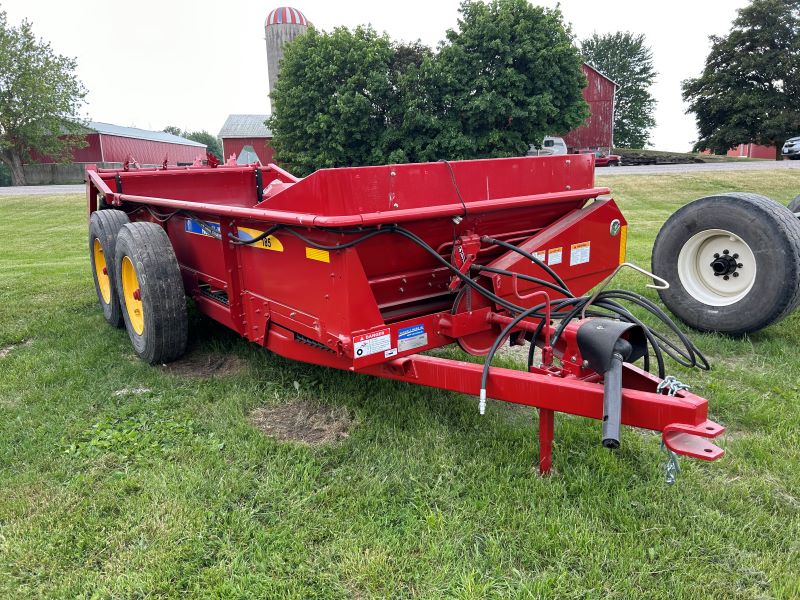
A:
562;64;616;151
100;135;204;165
28;133;103;163
222;137;275;165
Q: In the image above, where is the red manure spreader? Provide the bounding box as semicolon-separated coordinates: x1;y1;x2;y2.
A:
86;155;724;475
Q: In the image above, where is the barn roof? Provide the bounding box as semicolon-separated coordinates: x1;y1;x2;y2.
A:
88;122;206;147
582;62;619;88
218;114;273;139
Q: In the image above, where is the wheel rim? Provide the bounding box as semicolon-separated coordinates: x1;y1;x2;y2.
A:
121;256;144;334
677;228;757;306
93;238;111;304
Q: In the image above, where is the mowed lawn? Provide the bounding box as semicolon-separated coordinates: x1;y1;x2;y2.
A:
1;170;800;599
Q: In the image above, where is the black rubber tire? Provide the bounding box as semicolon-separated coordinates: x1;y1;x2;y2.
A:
788;194;800;215
114;222;188;364
652;192;800;335
89;209;129;327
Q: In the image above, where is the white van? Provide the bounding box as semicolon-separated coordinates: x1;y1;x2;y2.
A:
527;136;568;157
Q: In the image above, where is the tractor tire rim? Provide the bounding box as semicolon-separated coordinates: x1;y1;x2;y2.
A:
93;238;111;304
677;228;756;306
121;255;145;335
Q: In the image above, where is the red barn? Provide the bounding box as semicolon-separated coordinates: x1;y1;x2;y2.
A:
30;121;207;165
218;115;275;165
562;63;618;152
727;143;776;160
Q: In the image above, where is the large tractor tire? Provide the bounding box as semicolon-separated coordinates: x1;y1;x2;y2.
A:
788;194;800;215
652;192;800;335
114;222;188;364
89;209;130;327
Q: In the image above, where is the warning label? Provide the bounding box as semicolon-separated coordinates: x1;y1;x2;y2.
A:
570;241;591;266
548;247;563;266
353;328;391;358
533;250;546;262
398;324;427;352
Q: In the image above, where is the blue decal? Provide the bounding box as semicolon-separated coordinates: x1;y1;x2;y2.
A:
185;219;220;237
398;324;425;339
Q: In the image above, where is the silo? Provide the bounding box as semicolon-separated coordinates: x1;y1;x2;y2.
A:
265;7;309;95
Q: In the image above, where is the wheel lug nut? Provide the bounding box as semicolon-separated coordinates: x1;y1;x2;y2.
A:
713;253;720;258
737;263;743;268
723;275;730;280
732;272;739;278
723;249;729;255
732;253;739;259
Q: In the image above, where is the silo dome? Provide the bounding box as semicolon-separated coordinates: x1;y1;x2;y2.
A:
266;7;308;26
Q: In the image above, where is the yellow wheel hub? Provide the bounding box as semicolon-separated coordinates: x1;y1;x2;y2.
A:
121;256;144;335
93;239;111;304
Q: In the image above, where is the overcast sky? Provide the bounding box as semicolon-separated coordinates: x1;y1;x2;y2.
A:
2;0;750;152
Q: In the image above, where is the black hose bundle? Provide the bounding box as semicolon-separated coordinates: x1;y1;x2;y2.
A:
148;214;706;386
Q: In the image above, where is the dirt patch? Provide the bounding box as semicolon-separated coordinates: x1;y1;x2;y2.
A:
249;400;353;446
163;352;246;378
0;339;31;359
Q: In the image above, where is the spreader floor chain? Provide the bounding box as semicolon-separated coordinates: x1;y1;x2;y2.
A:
86;154;724;477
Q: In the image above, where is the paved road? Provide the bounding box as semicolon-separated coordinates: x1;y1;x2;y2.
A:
0;161;798;196
599;159;800;176
0;184;84;196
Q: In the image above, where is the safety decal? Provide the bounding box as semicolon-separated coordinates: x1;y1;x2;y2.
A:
547;247;563;266
533;250;546;262
398;324;428;352
185;219;220;237
353;328;391;358
570;241;591;266
306;247;331;263
236;227;284;252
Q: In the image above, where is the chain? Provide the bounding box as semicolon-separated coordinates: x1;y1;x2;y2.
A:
660;441;681;485
656;375;690;396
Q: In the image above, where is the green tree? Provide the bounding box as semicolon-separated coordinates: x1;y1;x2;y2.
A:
581;32;656;149
268;26;398;175
163;127;223;161
431;0;588;159
683;0;800;159
0;10;87;185
269;0;587;172
185;131;222;161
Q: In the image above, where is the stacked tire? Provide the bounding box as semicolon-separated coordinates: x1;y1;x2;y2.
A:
89;210;187;363
652;193;800;335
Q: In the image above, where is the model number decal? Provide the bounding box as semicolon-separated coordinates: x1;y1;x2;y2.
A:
236;227;284;252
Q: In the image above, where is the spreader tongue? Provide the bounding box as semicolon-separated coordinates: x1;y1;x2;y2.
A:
663;420;725;461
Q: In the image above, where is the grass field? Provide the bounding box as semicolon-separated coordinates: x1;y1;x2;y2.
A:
2;170;800;599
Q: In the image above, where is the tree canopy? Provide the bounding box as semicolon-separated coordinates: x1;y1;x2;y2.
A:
581;32;656;149
268;26;398;175
163;126;223;161
0;10;87;185
269;0;587;175
683;0;800;157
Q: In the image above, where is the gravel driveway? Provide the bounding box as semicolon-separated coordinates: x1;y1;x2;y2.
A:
0;184;84;196
599;159;800;175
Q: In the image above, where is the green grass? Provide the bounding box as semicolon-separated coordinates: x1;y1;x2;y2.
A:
2;171;800;598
